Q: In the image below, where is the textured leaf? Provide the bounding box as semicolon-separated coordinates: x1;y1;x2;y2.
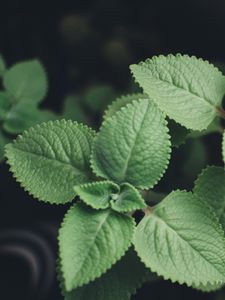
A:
130;54;225;130
104;93;146;119
0;92;11;121
111;183;146;212
63;248;156;300
0;54;6;77
59;203;134;291
134;190;225;287
5;120;95;204
194;166;225;231
74;181;119;209
3;59;48;104
3;102;54;134
194;282;224;293
91;98;171;189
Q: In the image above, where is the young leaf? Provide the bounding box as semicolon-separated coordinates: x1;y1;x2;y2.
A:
74;181;119;209
110;183;146;212
130;54;225;130
63;248;156;300
0;54;6;77
134;190;225;287
63;95;88;124
91;98;171;189
59;203;135;291
194;166;225;231
3;59;48;104
103;93;146;119
5;120;95;204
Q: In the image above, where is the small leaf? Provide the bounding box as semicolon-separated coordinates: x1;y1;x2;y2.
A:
110;183;146;212
194;166;225;231
63;248;156;300
104;93;146;119
3;59;48;104
0;92;11;121
0;54;6;77
134;190;225;287
63;95;88;124
5;120;95;204
74;181;119;209
91;98;171;189
130;54;225;130
59;203;134;291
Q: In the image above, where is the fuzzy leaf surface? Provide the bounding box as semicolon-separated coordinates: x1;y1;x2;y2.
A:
92;98;171;189
134;190;225;287
3;59;48;104
5;120;95;204
64;248;156;300
59;203;134;291
194;166;225;231
74;181;119;209
111;183;146;212
130;54;225;130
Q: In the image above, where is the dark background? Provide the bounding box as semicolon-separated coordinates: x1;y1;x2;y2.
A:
0;1;225;299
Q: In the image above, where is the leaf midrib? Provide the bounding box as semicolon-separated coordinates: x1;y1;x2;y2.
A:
151;213;225;279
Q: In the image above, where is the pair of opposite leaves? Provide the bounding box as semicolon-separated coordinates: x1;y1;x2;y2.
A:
5;55;225;296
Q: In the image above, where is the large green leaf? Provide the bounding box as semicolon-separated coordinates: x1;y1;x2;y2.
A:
3;59;48;104
134;190;225;287
194;166;225;231
63;248;156;300
91;98;171;189
5;120;95;204
59;203;135;291
130;54;225;130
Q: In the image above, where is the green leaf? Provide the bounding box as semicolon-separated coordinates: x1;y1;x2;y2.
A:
63;95;88;124
194;282;224;293
130;54;225;130
3;102;55;134
110;183;146;212
74;181;119;209
3;59;48;104
134;190;225;287
167;119;189;147
0;130;10;162
5;120;95;204
104;93;146;120
91;98;171;189
63;248;156;300
59;203;134;291
0;92;11;121
194;166;225;231
84;85;117;114
0;55;6;77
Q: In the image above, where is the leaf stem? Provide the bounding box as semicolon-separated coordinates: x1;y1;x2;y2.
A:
217;107;225;120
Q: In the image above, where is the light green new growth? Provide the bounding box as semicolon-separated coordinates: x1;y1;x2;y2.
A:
5;120;96;204
64;248;156;300
134;190;225;287
3;59;48;104
130;54;225;130
74;181;120;209
110;183;146;212
194;166;225;231
59;203;135;291
91;98;171;189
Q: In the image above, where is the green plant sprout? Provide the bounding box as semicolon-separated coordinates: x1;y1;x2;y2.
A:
5;54;225;299
0;55;57;162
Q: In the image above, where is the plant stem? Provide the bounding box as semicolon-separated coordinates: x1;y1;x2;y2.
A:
217;107;225;120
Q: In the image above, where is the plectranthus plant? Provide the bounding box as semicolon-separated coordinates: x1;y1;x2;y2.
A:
5;54;225;299
0;55;57;162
